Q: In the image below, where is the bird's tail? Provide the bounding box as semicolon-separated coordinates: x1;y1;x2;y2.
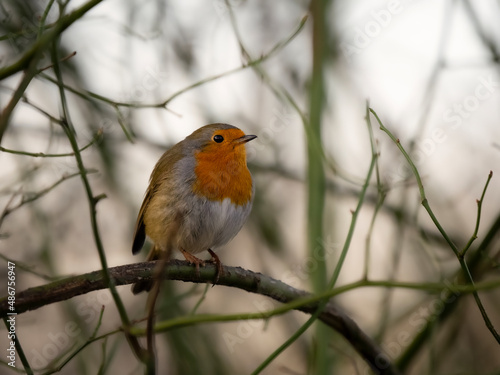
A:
131;245;161;294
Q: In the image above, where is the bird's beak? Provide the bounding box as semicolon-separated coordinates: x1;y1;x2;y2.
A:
234;134;257;144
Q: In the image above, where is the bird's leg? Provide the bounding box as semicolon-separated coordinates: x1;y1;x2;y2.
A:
180;248;205;277
207;249;223;285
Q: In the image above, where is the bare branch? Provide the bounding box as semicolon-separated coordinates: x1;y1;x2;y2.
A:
0;260;400;375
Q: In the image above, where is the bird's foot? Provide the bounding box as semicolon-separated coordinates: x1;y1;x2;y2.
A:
207;249;223;286
180;248;205;278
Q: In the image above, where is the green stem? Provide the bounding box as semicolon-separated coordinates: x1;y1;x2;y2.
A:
0;58;40;145
307;1;330;373
371;108;460;256
41;306;106;375
253;105;380;374
50;39;147;363
37;15;307;110
4;262;500;318
363;104;386;279
37;0;57;40
397;211;500;370
251;311;320;375
0;0;104;81
372;107;500;345
0;130;102;158
132;274;500;336
327;126;377;291
460;171;493;257
0;0;104;144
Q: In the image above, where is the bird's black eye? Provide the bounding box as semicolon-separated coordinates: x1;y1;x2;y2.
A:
213;135;224;143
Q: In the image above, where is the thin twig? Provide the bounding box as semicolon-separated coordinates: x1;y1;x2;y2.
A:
0;129;102;158
37;0;57;40
0;0;103;81
397;211;500;370
41;306;106;375
253;102;380;374
0;58;40;144
51;39;148;363
190;284;210;315
460;171;493;257
0;254;58;282
372;107;500;345
145;249;173;375
363;101;386;280
372;108;460;255
0;0;105;143
38;51;77;72
0;170;98;227
37;14;308;111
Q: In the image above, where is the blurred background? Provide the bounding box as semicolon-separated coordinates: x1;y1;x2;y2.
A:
1;0;500;374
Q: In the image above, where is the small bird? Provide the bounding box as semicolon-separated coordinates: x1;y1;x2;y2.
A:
131;123;257;294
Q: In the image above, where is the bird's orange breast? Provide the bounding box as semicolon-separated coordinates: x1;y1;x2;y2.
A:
192;143;253;206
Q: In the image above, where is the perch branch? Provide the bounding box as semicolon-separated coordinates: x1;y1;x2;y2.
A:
0;260;400;375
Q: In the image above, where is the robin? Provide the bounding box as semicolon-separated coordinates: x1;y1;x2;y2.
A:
131;123;257;294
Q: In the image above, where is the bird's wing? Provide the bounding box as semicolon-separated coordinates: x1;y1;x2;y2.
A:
131;141;186;255
131;187;152;254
